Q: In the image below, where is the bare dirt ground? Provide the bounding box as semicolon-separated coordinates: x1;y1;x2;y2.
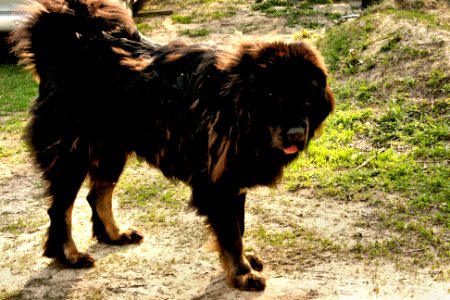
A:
1;1;449;299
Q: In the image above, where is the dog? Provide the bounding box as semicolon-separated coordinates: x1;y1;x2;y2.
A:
12;0;334;291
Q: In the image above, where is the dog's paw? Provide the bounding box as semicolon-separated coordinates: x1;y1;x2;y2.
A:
60;252;95;268
116;229;145;245
232;271;266;291
98;228;144;245
246;254;264;272
123;229;144;244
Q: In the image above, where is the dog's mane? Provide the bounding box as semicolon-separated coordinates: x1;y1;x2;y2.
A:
216;40;328;76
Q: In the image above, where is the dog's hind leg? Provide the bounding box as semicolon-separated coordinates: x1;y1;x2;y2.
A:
192;187;266;291
42;153;93;268
87;153;144;245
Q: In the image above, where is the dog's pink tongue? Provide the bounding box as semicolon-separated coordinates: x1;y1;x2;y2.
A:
283;145;298;154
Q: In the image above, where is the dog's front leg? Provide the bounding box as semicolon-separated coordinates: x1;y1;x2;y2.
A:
192;188;266;291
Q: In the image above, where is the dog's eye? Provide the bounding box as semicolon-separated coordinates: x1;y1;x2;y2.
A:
267;92;282;102
299;101;311;112
267;92;284;106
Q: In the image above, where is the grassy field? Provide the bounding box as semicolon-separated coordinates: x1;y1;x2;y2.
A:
0;65;36;115
286;1;448;271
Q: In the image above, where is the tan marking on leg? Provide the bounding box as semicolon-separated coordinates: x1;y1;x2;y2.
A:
95;185;122;240
61;204;94;267
63;203;78;261
63;240;79;264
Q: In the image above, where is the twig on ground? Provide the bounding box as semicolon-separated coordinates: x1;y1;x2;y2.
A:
383;232;427;254
355;148;385;170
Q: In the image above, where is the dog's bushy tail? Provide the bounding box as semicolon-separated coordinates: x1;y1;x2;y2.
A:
11;0;140;78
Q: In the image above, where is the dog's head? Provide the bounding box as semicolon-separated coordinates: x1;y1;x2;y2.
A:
219;41;334;156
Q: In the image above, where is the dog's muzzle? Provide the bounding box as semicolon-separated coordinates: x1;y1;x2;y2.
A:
287;127;306;142
283;122;309;154
270;121;309;155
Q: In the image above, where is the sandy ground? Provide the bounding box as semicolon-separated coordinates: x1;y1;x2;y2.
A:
1;156;449;299
1;1;449;299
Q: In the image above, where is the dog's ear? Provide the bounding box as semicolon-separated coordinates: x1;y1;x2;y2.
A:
227;42;297;81
216;42;272;75
232;42;283;75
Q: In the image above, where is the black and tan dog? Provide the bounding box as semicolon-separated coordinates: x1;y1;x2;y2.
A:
12;0;334;291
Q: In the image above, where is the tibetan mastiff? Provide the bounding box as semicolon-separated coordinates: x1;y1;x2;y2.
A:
12;0;334;291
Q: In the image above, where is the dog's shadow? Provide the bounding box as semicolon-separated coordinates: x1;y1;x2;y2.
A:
192;275;265;300
18;242;141;299
19;238;267;299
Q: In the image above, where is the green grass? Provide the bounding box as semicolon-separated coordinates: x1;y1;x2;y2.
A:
190;8;237;22
178;28;210;37
171;10;236;25
0;113;27;134
136;23;156;33
207;9;236;19
0;64;37;115
0;113;29;161
318;17;374;73
399;45;429;59
0;217;46;235
171;14;193;24
0;290;22;300
0;65;33;160
318;12;444;78
0;219;28;234
285;94;449;265
384;9;450;31
116;163;190;227
252;1;315;17
380;35;402;52
251;224;341;254
252;0;339;26
427;69;449;95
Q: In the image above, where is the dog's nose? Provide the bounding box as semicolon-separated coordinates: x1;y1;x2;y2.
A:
287;127;307;142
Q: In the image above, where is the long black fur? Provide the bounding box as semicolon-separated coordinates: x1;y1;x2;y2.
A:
12;0;334;291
